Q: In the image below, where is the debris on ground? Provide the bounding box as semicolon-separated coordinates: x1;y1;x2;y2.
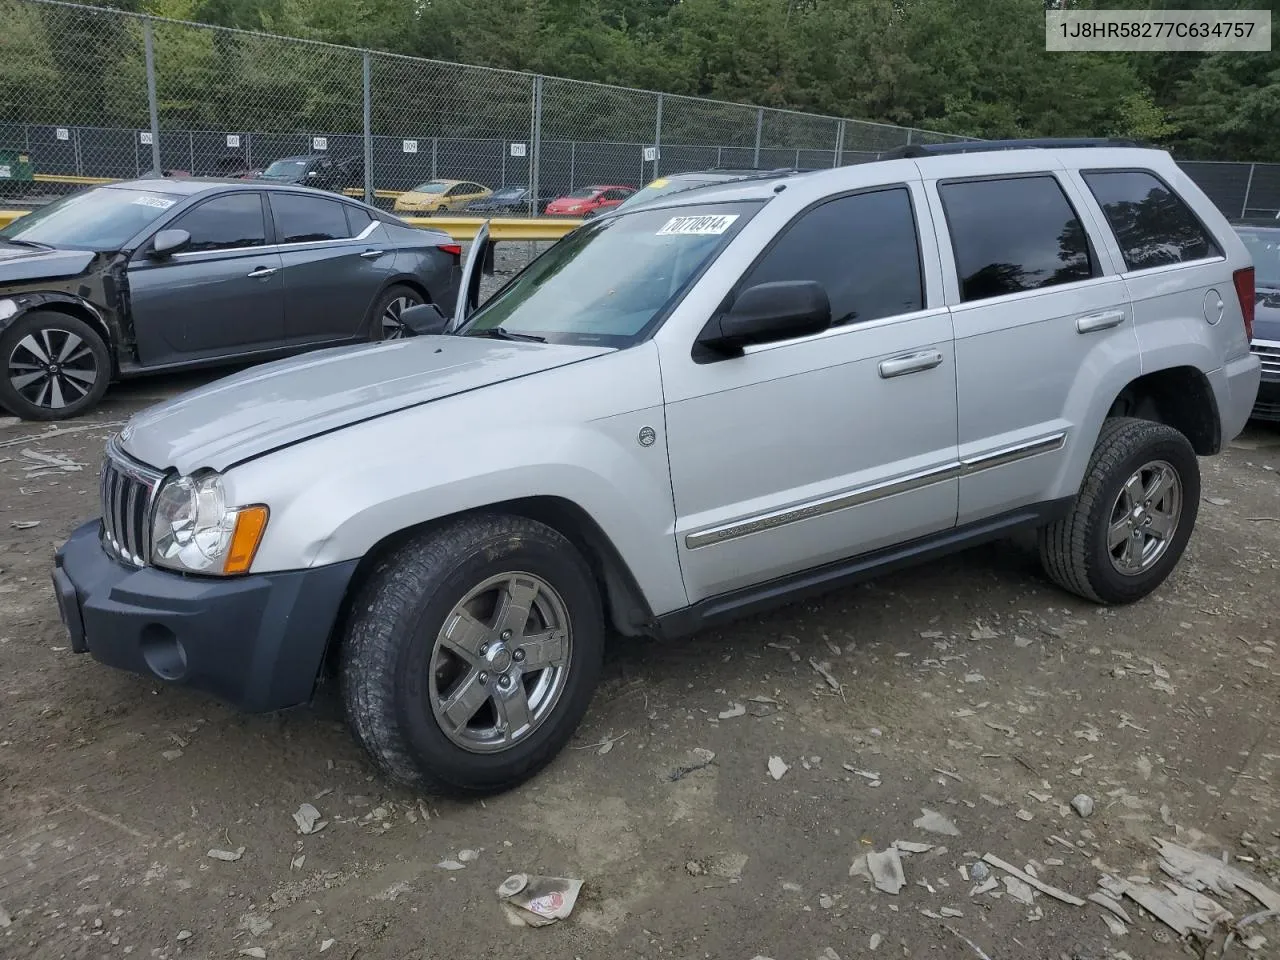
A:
1154;838;1280;911
437;859;467;871
458;849;480;863
983;854;1084;906
1002;875;1035;905
1099;874;1230;937
1087;891;1132;923
705;853;749;881
10;520;41;529
767;756;789;781
238;949;267;959
893;840;933;854
913;808;960;836
496;873;583;927
0;905;11;928
240;914;273;937
665;747;716;782
175;930;192;942
808;658;844;697
320;939;335;953
1070;794;1095;818
943;924;995;960
206;847;245;862
717;703;746;720
292;803;326;835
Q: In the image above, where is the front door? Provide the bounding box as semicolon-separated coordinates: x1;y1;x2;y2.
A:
127;191;285;366
923;169;1138;526
659;183;961;604
268;192;393;343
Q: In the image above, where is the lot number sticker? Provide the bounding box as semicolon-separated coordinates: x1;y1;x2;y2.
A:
402;139;418;154
656;214;739;236
226;134;241;148
312;136;328;151
132;195;176;209
510;142;527;157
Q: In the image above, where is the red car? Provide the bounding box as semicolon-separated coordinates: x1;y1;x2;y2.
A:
543;184;635;218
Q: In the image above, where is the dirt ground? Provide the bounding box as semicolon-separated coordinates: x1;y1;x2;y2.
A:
3;356;1280;959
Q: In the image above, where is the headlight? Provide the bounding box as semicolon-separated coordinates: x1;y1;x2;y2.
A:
151;473;269;575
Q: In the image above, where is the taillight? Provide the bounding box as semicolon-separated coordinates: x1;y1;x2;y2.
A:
1233;266;1255;341
437;243;462;258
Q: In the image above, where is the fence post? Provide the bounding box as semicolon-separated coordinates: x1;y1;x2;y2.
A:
187;131;194;173
717;145;723;167
362;52;373;205
431;137;438;179
834;120;845;167
753;108;763;167
905;128;914;146
143;18;162;175
569;141;576;191
654;93;663;178
530;75;543;217
1241;163;1256;218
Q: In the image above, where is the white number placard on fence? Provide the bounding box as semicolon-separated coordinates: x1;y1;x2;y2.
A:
402;139;418;153
313;136;328;151
510;142;527;157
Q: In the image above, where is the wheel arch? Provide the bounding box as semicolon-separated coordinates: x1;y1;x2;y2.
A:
1;294;115;360
1106;365;1221;456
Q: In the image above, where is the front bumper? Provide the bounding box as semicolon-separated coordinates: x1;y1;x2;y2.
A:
52;519;358;712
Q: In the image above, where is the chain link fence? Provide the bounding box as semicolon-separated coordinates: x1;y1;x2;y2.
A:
0;0;975;216
2;0;1277;222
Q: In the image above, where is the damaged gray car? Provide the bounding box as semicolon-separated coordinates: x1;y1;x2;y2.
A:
0;178;461;420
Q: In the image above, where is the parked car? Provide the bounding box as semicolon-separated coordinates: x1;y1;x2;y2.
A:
616;167;804;212
393;180;492;215
543;184;635;218
0;178;461;420
52;139;1259;797
463;185;554;216
1232;219;1280;421
258;154;363;193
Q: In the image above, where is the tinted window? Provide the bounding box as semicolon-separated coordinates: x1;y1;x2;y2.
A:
344;204;373;236
169;193;265;252
1083;170;1222;271
940;176;1095;303
271;194;350;243
741;187;923;326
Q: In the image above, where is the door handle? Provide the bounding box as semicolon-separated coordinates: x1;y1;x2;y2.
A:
1076;309;1125;333
879;350;943;379
247;266;278;278
360;249;386;259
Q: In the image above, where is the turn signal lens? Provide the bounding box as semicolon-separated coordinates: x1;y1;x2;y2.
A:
224;505;269;575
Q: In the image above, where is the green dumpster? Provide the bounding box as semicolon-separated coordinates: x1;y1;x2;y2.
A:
0;149;35;184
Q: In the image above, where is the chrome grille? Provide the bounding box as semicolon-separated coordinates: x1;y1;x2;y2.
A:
99;438;164;567
1253;340;1280;377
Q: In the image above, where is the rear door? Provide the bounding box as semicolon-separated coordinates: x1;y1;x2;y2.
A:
597;188;628;212
127;191;285;365
269;191;393;342
924;162;1138;525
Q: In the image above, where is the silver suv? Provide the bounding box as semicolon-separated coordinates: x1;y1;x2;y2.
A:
52;139;1261;796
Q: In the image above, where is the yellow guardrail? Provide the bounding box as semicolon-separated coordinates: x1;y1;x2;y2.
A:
0;208;580;241
33;173;116;185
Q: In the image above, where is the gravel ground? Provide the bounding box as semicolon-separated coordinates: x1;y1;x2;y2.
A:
2;281;1280;958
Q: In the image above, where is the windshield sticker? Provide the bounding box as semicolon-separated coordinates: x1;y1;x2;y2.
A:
132;195;176;210
656;214;739;236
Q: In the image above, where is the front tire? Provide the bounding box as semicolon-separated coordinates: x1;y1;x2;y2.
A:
1039;417;1200;604
340;514;605;795
0;310;110;421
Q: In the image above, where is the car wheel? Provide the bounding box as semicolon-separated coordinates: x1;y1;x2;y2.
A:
1039;417;1200;604
0;311;111;421
370;284;424;341
436;204;448;215
340;514;605;795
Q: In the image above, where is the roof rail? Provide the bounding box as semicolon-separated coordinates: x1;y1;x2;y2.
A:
877;137;1148;160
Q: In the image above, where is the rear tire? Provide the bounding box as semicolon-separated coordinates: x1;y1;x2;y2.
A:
369;284;424;341
1039;417;1200;604
0;310;110;421
340;514;605;795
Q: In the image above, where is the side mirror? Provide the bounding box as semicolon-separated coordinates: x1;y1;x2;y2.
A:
695;280;831;358
150;228;191;258
397;301;450;336
306;170;319;178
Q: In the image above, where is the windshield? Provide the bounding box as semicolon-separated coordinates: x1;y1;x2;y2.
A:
459;201;761;347
411;182;449;194
1238;228;1280;288
492;187;526;199
566;188;599;199
0;187;180;251
262;159;306;178
617;175;727;211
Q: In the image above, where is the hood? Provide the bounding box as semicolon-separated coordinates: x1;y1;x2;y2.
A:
1255;289;1280;342
0;243;97;284
119;335;613;474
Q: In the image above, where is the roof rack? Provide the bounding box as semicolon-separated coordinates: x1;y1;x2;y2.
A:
877;137;1148;160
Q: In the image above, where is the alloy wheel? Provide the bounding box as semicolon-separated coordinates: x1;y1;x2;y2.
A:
1107;459;1182;576
7;328;100;412
428;572;572;754
381;296;419;339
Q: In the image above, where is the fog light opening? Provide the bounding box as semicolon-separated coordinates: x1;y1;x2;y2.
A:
140;623;188;681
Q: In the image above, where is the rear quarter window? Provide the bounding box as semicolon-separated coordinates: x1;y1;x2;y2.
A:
1082;170;1223;272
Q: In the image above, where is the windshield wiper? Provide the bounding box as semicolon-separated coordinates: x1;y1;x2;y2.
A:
0;238;52;250
474;326;547;343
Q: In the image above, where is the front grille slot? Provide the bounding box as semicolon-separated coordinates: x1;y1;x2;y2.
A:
99;440;164;567
1253;342;1280;377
